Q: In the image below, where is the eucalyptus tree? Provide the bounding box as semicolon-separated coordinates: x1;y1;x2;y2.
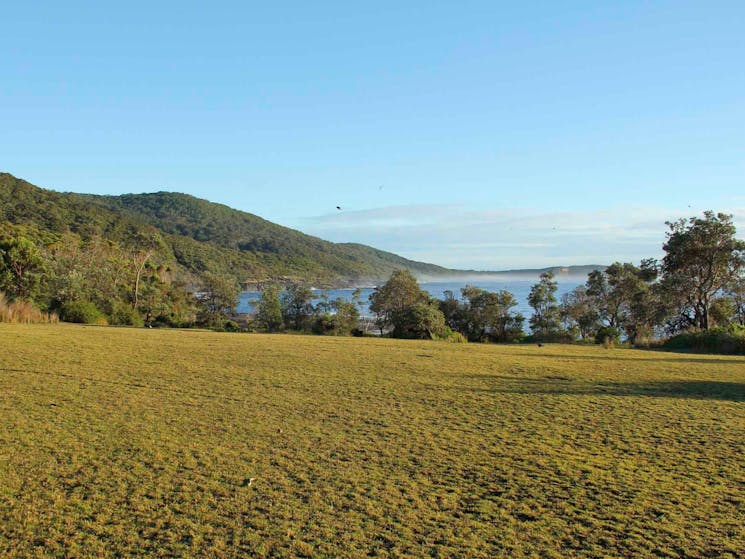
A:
560;286;600;341
528;272;564;341
255;283;283;332
0;227;45;301
459;286;524;343
281;283;315;331
660;212;745;331
369;270;448;339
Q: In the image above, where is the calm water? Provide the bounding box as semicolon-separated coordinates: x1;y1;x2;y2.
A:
237;279;584;318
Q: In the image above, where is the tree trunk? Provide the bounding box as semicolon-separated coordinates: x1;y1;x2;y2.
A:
132;251;152;310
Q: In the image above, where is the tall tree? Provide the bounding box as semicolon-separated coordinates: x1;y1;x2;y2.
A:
528;272;563;341
255;283;283;332
369;270;428;333
661;212;745;330
458;286;524;343
560;285;600;341
391;300;449;340
281;283;315;331
331;297;361;335
586;261;660;343
369;270;447;339
0;229;45;301
196;272;239;328
439;290;464;332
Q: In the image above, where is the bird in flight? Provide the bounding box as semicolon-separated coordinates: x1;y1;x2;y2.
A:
336;206;342;210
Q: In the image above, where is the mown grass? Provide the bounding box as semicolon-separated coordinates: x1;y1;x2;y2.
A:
1;324;744;558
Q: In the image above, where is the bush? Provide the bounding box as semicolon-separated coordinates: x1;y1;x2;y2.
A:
447;331;468;343
60;300;107;325
221;320;240;332
311;313;336;335
663;326;745;355
595;326;621;346
110;302;144;327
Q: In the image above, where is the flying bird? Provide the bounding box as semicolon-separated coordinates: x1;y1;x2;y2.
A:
336;206;342;210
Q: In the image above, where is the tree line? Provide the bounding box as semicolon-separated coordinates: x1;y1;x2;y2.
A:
2;212;744;351
366;212;745;347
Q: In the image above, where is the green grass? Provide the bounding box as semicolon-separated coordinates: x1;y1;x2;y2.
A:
1;324;744;558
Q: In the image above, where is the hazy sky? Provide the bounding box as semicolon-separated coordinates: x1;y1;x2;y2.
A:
2;1;743;269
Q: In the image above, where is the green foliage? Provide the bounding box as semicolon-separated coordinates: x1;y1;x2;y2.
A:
221;319;241;332
311;298;361;336
0;172;452;301
663;325;745;355
528;272;565;341
0;226;45;301
560;286;600;341
369;269;428;330
391;300;450;340
330;297;360;335
585;261;660;343
310;312;336;335
6;173;745;349
370;270;448;339
446;331;468;343
195;272;240;328
280;283;315;331
90;188;451;283
451;286;524;342
709;296;736;327
594;325;621;345
110;301;145;327
60;299;107;324
255;283;283;332
661;211;745;331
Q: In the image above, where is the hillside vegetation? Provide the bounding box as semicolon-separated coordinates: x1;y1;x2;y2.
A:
0;172;450;285
1;324;743;558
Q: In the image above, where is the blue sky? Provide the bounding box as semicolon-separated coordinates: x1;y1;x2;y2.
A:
2;1;743;269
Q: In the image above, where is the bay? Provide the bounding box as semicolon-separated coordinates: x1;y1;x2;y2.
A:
237;278;584;318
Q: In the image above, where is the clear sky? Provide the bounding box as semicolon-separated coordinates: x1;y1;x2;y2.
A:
2;1;743;269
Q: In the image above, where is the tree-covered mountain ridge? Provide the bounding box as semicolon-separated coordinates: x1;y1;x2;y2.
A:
0;172;602;286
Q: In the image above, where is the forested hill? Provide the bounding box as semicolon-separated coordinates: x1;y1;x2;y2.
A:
0;172;451;285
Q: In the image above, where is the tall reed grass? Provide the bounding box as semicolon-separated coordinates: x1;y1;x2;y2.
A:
0;293;58;324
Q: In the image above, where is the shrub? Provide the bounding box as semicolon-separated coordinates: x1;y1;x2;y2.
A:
110;302;144;327
595;326;621;346
221;320;240;332
311;313;339;336
60;300;107;324
663;326;745;355
447;331;468;343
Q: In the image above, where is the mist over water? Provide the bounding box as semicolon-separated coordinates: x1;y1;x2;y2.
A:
238;278;584;318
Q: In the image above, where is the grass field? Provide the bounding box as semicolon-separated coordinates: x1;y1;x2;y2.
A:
1;324;744;558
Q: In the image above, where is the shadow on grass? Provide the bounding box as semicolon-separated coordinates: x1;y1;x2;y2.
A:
504;352;742;365
469;378;745;401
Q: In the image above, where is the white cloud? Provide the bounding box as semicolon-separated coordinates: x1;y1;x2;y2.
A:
294;204;745;270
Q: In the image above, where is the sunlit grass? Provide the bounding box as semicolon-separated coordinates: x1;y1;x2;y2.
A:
1;324;743;558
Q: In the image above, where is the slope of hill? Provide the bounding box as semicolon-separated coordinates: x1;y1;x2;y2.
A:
0;172;451;285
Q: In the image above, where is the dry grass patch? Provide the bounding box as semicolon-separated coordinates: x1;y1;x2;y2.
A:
0;293;57;324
